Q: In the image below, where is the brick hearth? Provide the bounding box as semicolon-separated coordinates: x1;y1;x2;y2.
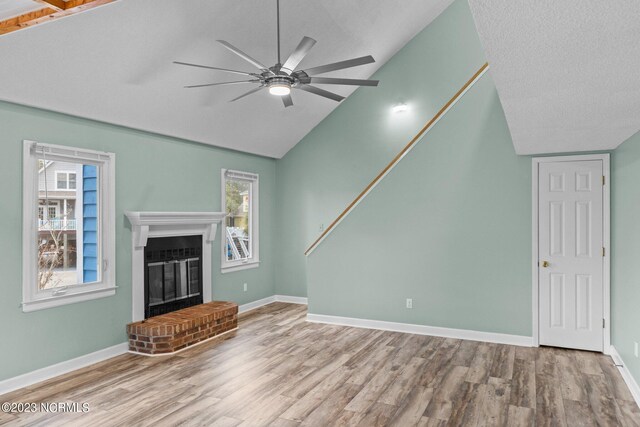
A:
126;301;238;355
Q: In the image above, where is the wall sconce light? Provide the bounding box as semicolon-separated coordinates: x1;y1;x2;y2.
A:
392;103;408;113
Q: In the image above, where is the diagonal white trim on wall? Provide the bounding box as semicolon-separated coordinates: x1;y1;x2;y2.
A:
609;346;640;408
307;313;533;347
0;343;128;397
304;63;490;256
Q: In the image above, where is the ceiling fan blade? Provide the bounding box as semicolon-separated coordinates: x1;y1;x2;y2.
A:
185;80;260;88
296;84;345;102
217;40;273;74
281;36;317;75
302;55;375;76
173;61;257;77
282;93;293;108
309;77;379;87
229;86;264;102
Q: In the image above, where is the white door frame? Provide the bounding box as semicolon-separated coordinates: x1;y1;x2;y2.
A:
532;154;610;353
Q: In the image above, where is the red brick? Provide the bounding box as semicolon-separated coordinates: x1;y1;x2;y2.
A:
127;301;238;355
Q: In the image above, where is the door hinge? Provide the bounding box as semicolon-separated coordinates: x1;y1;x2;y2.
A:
602;247;606;257
603;318;606;328
602;175;605;186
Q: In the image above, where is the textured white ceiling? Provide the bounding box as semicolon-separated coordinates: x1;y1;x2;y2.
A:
468;0;640;155
0;0;453;158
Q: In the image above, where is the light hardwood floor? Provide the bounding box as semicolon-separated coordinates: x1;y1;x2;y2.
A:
1;302;639;426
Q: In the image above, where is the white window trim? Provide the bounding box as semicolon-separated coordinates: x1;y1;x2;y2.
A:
221;169;260;273
54;170;77;190
22;140;117;312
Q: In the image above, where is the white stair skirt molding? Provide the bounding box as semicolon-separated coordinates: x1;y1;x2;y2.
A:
609;346;640;407
307;313;533;347
239;295;308;314
0;343;128;397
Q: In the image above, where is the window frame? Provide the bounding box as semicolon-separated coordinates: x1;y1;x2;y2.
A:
220;169;260;273
22;140;117;312
55;171;77;190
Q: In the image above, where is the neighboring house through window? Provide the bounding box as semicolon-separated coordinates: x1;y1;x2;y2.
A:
22;141;116;312
56;171;77;190
221;169;259;273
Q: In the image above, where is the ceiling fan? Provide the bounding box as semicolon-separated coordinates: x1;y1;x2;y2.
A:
174;0;379;108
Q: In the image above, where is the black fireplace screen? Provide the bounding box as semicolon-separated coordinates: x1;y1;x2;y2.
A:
144;235;203;318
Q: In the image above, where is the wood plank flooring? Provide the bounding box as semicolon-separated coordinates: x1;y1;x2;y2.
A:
1;302;638;426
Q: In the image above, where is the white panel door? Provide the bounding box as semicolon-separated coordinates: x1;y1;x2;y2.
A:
538;160;604;351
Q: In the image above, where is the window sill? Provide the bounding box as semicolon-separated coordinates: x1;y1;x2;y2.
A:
22;286;117;312
221;261;260;274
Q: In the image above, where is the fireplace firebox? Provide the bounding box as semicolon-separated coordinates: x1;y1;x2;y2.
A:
144;235;203;319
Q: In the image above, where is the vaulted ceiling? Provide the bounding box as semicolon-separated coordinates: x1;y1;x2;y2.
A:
469;0;640;155
0;0;453;158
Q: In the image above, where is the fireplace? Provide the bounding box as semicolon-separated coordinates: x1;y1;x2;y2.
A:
125;211;226;322
144;235;203;318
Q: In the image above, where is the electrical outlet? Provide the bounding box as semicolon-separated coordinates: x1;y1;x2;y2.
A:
406;298;413;309
635;342;638;358
243;283;247;292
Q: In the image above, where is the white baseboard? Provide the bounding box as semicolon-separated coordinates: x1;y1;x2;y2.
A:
609;346;640;407
238;295;276;313
275;295;308;305
0;342;128;397
307;313;533;347
239;295;308;314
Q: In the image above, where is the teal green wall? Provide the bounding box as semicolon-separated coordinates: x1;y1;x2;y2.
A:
275;0;487;297
2;0;639;391
307;72;532;336
277;0;640;371
0;101;276;381
612;132;640;388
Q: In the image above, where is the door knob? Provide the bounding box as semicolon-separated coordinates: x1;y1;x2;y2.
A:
541;261;550;268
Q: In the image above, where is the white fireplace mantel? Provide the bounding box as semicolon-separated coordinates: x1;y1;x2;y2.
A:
125;211;226;322
125;211;226;248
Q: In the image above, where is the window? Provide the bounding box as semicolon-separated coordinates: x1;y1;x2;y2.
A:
221;169;259;273
22;141;116;312
55;171;77;190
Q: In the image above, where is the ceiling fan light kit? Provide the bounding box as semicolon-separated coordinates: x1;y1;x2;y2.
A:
175;0;379;107
267;78;292;96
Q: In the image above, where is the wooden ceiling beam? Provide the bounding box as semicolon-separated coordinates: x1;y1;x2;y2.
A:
34;0;67;12
0;0;116;36
64;0;107;8
0;8;56;31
